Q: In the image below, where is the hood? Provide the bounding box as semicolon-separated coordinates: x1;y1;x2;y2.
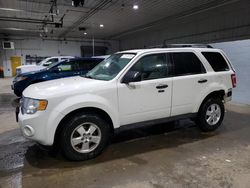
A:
23;76;106;99
16;65;46;75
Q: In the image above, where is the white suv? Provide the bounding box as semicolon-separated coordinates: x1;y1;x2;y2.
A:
16;56;74;75
18;47;236;161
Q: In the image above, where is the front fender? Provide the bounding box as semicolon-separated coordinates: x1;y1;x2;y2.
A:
46;94;119;145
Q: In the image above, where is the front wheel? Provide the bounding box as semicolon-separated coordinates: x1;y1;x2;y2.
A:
196;98;225;132
60;113;110;161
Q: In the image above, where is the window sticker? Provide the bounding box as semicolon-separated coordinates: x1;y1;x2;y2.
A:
120;54;135;59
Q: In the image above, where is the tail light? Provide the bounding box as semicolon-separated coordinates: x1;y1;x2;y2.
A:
231;73;237;88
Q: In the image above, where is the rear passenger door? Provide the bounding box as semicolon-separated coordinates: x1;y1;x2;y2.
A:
170;52;209;116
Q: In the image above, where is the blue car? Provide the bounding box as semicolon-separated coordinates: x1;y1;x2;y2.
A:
12;57;104;97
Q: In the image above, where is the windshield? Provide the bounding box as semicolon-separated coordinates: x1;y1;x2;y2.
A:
38;58;49;66
86;53;136;81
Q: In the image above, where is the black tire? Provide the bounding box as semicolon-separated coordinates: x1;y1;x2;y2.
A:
60;112;110;161
196;98;224;132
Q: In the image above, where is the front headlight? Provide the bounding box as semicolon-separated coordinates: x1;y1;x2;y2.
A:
15;76;28;82
21;97;48;114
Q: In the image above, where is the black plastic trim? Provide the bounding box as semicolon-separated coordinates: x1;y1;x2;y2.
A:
115;113;197;133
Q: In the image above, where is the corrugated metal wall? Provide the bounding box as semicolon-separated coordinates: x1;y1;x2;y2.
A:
212;40;250;105
119;0;250;50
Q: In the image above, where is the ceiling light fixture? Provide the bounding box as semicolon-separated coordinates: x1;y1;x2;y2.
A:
0;27;26;31
84;32;87;35
72;0;85;7
0;7;24;12
100;24;104;28
133;4;139;10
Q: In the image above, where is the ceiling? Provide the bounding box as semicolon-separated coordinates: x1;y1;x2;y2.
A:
0;0;238;40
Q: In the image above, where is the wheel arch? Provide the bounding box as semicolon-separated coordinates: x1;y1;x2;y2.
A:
197;90;225;113
54;107;114;146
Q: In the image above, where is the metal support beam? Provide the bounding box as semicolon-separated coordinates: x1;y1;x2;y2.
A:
59;0;112;38
0;17;62;26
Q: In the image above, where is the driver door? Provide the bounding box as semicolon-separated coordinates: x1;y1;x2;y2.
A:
117;53;173;126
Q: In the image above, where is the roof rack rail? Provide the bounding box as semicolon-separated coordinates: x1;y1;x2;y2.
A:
163;43;213;48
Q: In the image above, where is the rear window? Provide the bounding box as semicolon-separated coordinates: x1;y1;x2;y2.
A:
202;52;229;72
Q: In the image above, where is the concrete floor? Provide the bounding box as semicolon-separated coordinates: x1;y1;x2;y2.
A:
1;78;250;188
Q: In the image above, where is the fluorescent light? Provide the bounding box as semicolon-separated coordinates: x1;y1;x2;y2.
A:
133;4;139;10
0;27;40;32
100;24;104;28
0;27;26;31
0;7;24;12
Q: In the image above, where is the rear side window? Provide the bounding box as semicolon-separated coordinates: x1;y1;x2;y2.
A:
57;61;79;71
202;52;229;72
171;52;206;76
79;60;102;70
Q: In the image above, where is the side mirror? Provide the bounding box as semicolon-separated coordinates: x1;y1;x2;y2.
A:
122;71;141;84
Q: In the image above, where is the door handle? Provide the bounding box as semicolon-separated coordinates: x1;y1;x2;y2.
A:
156;84;168;89
198;79;207;83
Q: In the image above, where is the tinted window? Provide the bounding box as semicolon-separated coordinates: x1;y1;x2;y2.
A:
57;61;79;72
79;60;102;71
202;52;229;72
171;52;206;76
130;53;173;81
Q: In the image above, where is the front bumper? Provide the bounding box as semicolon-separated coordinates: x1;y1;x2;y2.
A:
18;108;64;146
224;89;233;102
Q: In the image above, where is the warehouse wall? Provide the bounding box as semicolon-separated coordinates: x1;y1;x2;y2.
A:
0;38;119;77
116;0;250;105
212;40;250;105
119;0;250;50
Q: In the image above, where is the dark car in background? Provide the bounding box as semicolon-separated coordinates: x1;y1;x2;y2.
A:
12;57;104;97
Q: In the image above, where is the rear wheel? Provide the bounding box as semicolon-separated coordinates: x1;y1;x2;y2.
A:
197;98;224;132
60;113;110;161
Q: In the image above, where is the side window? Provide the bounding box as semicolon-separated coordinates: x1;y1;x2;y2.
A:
79;60;100;71
57;61;79;72
50;58;59;63
171;52;206;76
130;53;172;81
43;58;59;66
202;52;229;72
